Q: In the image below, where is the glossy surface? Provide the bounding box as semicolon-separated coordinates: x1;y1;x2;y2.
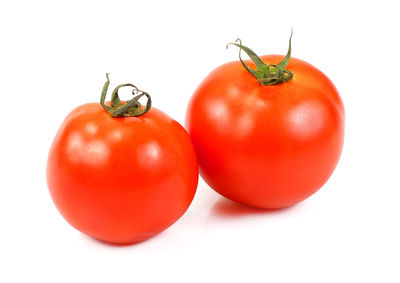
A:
47;104;198;244
186;55;344;209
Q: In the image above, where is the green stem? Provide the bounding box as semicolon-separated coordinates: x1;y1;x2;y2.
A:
227;30;294;86
100;74;152;117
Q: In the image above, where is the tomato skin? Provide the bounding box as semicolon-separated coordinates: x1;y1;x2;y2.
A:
186;55;344;209
47;103;198;244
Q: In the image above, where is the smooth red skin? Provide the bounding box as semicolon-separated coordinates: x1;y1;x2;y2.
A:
186;55;344;209
47;104;198;244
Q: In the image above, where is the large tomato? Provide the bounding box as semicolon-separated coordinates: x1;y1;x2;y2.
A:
47;75;198;244
185;36;344;209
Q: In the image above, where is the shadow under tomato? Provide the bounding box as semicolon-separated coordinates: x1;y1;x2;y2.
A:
80;231;163;248
210;197;301;219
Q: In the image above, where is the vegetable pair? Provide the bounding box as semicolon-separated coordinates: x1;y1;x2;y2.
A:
47;33;344;244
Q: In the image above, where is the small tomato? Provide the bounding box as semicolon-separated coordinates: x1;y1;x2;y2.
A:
47;75;198;244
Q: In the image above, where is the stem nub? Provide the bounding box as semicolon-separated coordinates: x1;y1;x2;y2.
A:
100;74;152;118
227;30;294;86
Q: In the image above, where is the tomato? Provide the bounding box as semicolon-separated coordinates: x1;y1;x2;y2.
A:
47;75;198;244
185;36;344;209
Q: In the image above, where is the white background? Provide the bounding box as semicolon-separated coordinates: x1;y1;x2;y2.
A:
1;0;399;282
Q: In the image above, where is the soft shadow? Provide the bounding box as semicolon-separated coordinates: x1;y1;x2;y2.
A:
210;197;301;219
80;231;163;248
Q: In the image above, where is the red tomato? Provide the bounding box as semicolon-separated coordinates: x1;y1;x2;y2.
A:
47;77;198;244
186;38;344;209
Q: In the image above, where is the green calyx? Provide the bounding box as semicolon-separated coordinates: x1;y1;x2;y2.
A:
227;30;293;86
100;74;152;118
